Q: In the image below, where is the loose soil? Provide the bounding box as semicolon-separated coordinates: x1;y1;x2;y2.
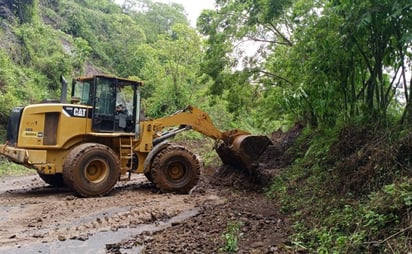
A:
0;125;302;253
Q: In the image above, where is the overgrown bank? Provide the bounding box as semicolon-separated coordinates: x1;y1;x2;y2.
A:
270;123;412;253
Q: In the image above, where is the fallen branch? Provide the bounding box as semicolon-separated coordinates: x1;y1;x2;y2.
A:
363;225;412;245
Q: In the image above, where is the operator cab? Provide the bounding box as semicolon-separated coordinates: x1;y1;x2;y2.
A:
71;75;143;133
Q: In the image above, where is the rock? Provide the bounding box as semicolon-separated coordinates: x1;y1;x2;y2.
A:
250;241;265;248
32;233;44;238
77;234;89;241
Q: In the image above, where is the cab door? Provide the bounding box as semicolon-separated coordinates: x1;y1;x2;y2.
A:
92;77;116;132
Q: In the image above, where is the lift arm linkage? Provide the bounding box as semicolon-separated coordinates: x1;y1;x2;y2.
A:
136;105;250;152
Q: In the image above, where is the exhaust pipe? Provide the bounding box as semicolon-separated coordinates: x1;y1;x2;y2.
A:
60;75;68;103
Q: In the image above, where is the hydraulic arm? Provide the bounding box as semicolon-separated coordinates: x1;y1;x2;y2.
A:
136;105;272;171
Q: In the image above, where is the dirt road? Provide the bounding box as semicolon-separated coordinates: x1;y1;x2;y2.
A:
0;173;222;253
0;168;292;254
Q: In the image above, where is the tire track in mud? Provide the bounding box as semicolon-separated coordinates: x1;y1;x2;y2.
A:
0;174;220;251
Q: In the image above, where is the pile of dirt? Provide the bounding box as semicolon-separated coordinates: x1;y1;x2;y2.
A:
327;124;406;195
129;187;292;254
211;123;304;192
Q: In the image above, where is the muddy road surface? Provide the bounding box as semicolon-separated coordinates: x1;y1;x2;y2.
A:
0;135;296;254
0;174;222;253
0;170;292;254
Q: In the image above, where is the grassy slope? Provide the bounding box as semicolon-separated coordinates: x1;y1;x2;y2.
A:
269;123;412;253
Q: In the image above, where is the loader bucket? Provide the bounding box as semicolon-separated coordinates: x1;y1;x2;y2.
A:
216;131;272;171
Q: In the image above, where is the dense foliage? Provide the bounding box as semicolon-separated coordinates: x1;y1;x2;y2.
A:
0;0;411;252
202;0;410;127
0;0;216;122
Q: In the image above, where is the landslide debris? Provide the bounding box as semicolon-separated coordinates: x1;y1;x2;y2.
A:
211;122;304;192
119;124;304;254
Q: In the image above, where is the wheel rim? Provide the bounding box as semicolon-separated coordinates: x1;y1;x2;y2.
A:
84;159;109;184
166;161;186;181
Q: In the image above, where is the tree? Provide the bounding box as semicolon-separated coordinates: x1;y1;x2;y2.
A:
198;0;296;127
291;0;412;125
102;13;146;77
137;24;204;117
124;0;189;43
200;0;412;128
14;0;39;24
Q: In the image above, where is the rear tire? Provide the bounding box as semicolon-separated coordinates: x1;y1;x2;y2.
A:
151;144;201;193
63;143;120;197
38;173;65;187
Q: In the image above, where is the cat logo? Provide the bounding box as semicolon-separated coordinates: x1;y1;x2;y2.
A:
63;106;90;118
73;108;86;117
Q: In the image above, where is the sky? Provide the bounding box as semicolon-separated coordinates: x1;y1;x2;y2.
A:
155;0;215;26
115;0;215;26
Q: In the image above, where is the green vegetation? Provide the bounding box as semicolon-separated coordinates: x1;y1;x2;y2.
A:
220;221;243;252
268;123;412;252
0;0;411;252
199;0;411;252
0;157;32;176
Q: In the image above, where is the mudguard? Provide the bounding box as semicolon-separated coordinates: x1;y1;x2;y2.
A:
143;141;171;174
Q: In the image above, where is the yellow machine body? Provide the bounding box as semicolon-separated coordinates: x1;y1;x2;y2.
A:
0;75;271;197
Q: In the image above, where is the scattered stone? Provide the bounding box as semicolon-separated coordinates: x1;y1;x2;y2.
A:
65;195;76;201
76;234;89;241
32;233;44;238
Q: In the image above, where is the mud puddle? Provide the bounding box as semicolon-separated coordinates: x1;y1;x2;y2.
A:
0;208;200;254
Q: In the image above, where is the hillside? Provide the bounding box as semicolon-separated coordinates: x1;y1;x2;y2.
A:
0;0;204;124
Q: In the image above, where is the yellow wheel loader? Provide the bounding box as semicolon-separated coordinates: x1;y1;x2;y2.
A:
0;75;271;197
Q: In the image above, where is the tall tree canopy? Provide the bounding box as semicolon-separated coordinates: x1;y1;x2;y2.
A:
199;0;412;128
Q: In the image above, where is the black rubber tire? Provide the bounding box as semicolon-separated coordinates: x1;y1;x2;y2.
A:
37;173;65;187
151;144;201;193
62;143;120;197
144;171;153;183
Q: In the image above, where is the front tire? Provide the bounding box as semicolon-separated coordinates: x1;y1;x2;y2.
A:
63;143;120;197
151;144;201;193
144;171;153;183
